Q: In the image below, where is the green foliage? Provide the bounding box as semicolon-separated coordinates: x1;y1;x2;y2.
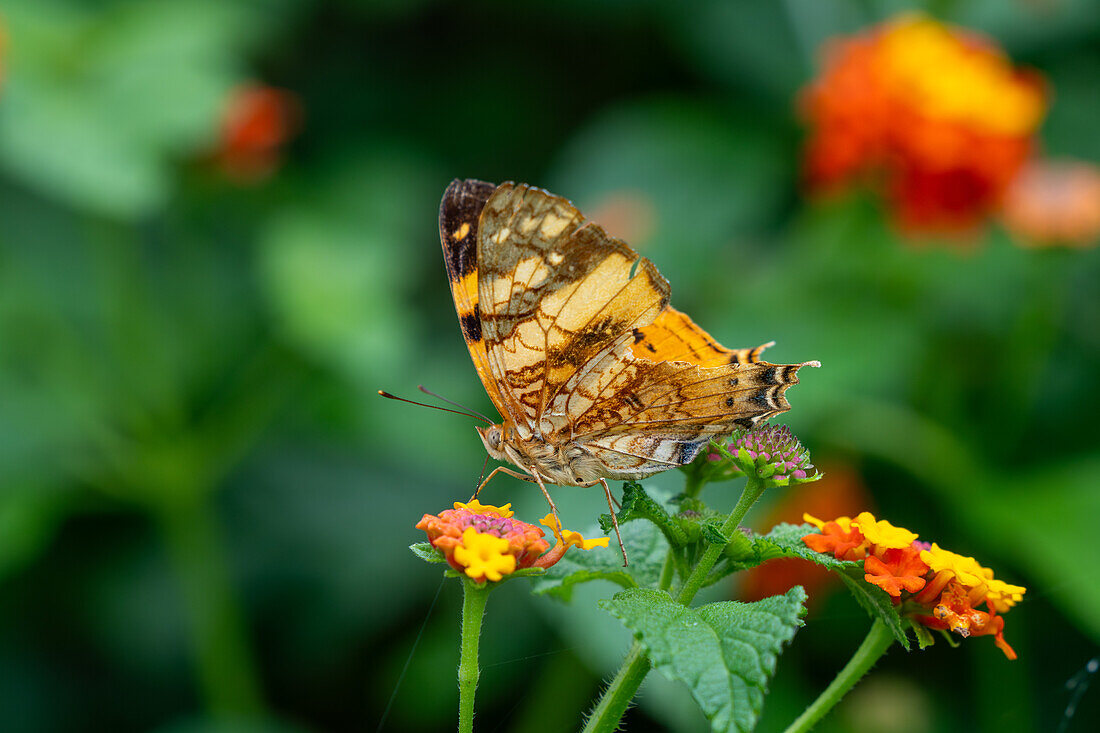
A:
835;568;911;650
409;542;445;563
601;587;807;733
532;516;667;601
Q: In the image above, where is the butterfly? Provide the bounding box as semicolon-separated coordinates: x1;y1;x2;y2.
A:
439;179;816;560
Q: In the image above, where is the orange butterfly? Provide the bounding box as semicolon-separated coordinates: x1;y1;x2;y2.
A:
439;180;816;559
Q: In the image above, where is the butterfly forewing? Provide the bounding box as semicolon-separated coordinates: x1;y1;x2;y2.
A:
475;183;670;437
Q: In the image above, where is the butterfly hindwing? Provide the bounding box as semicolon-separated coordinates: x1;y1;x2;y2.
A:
631;306;773;366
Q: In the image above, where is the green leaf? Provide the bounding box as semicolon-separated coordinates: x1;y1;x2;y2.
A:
835;568;910;651
599;481;689;546
749;523;861;569
409;542;446;563
601;587;807;733
910;620;936;650
531;517;667;601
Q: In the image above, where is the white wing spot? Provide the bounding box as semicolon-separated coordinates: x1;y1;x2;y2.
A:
548;251;564;265
540;215;569;238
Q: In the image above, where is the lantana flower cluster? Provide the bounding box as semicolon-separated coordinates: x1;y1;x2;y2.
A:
801;13;1046;232
706;425;818;486
803;511;1026;659
416;500;608;583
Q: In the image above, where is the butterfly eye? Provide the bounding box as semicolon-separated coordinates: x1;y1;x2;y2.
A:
488;427;502;449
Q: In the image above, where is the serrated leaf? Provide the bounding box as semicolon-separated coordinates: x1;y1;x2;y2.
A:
409;542;446;563
601;587;807;733
599;481;689;546
910;620;936;650
531;518;666;601
751;523;860;569
835;568;910;650
701;521;729;546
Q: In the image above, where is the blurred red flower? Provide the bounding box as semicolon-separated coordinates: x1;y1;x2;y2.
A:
800;14;1046;234
216;84;301;182
1002;158;1100;248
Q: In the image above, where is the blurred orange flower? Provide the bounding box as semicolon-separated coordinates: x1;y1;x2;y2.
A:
216;84;301;182
1002;158;1100;247
801;14;1046;234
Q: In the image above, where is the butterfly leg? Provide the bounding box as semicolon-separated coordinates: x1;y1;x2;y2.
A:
470;465;537;501
526;471;563;534
598;478;628;567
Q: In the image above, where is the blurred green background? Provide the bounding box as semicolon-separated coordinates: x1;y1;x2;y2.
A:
1;1;1098;731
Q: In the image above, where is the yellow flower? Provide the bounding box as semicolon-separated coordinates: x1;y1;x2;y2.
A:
919;543;987;587
452;528;516;582
454;499;513;517
540;514;611;550
853;511;918;549
804;512;854;533
984;577;1027;613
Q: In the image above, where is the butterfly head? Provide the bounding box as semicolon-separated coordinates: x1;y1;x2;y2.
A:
476;424;508;461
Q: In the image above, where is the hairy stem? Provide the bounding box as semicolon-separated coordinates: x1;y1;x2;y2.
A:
583;474;767;731
581;642;652;733
458;580;490;733
676;475;765;605
782;619;895;733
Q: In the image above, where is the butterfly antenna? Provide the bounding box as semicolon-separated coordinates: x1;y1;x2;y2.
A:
418;384;495;425
377;390;493;425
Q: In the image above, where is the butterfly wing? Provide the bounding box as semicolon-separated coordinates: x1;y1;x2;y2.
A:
571;356;808;478
445;179;814;483
631;306;773;366
439;179;512;418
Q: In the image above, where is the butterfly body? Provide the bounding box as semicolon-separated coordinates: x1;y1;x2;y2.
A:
440;179;816;493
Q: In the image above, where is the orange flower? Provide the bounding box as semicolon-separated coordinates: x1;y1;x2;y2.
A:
801;13;1046;234
1002;159;1100;247
802;512;1025;659
416;501;608;583
215;84;301;182
864;547;928;597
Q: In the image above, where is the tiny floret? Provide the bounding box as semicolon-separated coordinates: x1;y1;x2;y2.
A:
707;425;819;486
453;528;515;582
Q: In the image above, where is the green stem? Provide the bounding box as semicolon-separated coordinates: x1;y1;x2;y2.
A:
781;619;895;733
657;552;676;592
583;474;767;732
682;471;706;499
154;494;263;716
581;642;652;733
458;580;490;733
676;475;765;605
